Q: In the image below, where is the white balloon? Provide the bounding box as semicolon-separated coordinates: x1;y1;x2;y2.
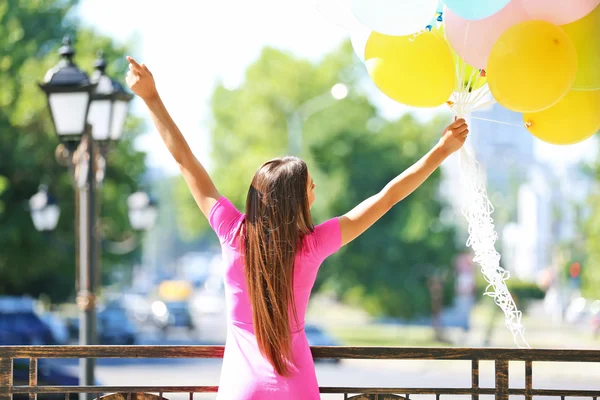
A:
314;0;356;31
351;0;439;36
349;23;371;62
314;0;372;62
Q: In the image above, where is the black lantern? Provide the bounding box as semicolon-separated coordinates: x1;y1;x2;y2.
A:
127;192;158;231
88;51;133;143
39;36;96;144
29;185;61;232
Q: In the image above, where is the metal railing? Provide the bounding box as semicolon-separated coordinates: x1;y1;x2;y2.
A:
1;345;600;399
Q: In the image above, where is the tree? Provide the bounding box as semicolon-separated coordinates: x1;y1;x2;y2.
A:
175;42;459;318
583;157;600;297
0;0;147;302
312;113;458;318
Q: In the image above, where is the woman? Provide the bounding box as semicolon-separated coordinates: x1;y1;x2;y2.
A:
125;56;469;399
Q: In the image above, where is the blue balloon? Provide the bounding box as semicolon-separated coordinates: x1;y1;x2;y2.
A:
443;0;511;20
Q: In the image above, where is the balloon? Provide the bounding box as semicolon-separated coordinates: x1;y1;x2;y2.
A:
314;0;373;63
432;25;488;92
523;90;600;145
443;0;511;20
561;4;600;90
350;29;371;63
314;0;359;31
365;31;456;107
444;2;529;69
519;0;600;25
487;20;578;113
348;18;372;62
351;0;439;36
427;2;445;30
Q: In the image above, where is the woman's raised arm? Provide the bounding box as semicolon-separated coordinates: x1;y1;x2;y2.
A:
126;56;221;217
337;118;469;246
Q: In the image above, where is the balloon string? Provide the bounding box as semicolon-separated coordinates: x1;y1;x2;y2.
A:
471;116;525;127
458;146;530;349
449;47;530;348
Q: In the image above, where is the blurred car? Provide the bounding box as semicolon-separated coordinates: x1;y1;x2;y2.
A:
150;300;194;333
304;323;341;364
150;280;196;334
13;358;100;400
66;316;79;342
97;305;137;345
165;301;194;329
40;312;70;345
121;293;152;324
0;297;56;345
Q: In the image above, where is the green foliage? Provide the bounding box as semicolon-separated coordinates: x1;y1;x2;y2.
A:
182;41;460;318
0;175;8;215
0;0;147;302
314;113;458;318
476;279;545;309
583;191;600;297
173;175;210;242
577;159;599;298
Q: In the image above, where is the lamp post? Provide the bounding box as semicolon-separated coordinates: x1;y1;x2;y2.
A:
287;83;348;156
39;36;132;400
127;191;158;293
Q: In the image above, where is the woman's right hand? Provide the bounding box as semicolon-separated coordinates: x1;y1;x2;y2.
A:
125;56;158;100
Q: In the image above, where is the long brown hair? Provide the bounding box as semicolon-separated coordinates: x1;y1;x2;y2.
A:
244;156;314;376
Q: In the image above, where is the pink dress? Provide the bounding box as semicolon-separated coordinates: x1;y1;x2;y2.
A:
208;196;342;400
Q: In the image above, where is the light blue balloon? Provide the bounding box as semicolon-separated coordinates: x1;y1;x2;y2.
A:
436;1;445;14
444;0;511;20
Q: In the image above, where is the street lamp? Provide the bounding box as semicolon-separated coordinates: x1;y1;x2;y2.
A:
29;185;61;232
39;36;96;148
39;35;133;400
128;191;158;231
287;83;349;156
88;51;133;145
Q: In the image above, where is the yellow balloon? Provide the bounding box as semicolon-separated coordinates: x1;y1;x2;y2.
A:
561;4;600;90
487;20;578;113
523;90;600;145
365;31;456;108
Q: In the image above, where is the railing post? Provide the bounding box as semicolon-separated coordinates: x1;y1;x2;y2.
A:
29;358;38;400
495;360;509;400
0;357;12;400
471;359;479;400
525;360;532;400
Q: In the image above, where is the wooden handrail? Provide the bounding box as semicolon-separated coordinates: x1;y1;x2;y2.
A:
1;345;600;400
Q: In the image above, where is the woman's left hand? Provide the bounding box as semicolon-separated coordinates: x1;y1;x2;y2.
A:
439;118;469;155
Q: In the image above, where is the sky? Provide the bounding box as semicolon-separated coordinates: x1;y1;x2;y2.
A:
77;0;597;175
